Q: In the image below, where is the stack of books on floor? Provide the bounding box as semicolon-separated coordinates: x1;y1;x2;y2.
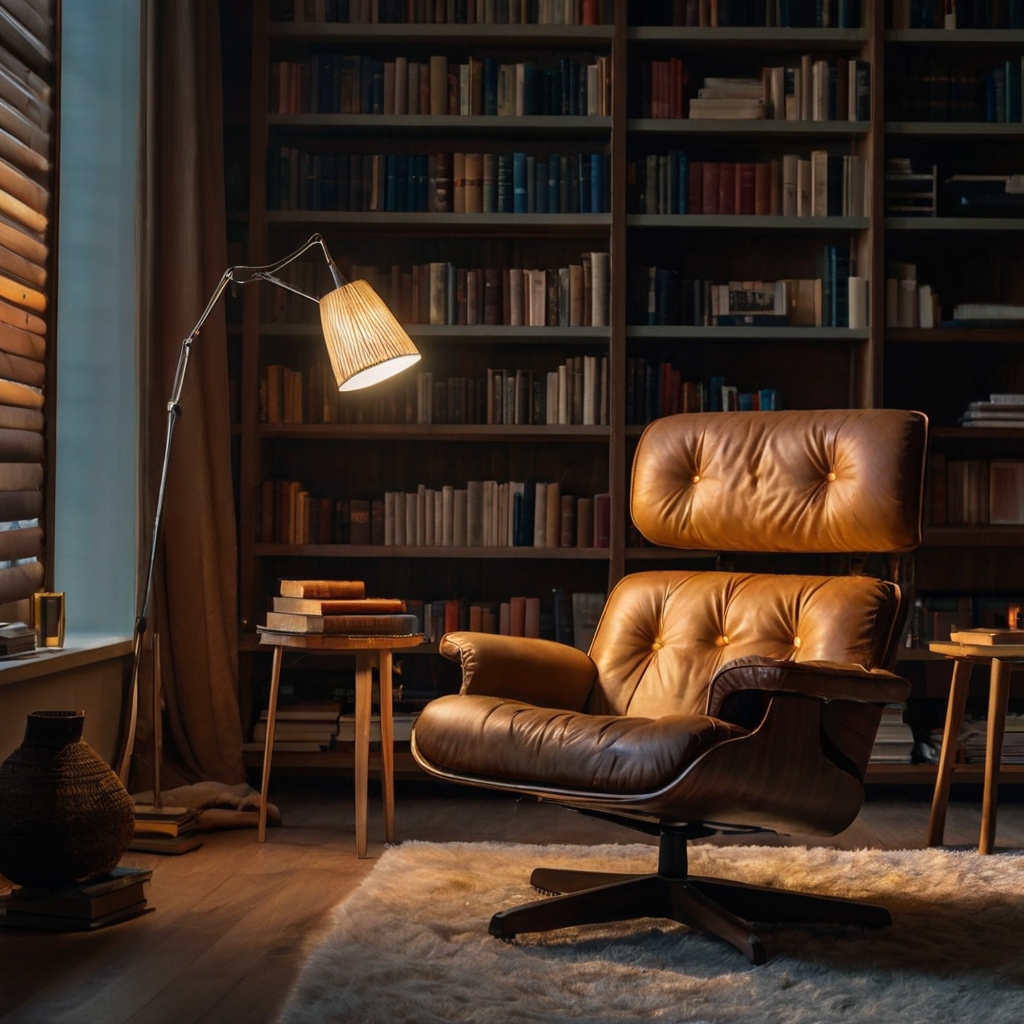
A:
335;710;420;746
253;703;340;751
0;866;153;930
262;580;419;635
960;394;1024;430
961;715;1024;765
869;705;914;764
130;806;202;854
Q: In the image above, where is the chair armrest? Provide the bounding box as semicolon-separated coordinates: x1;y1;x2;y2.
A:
706;656;911;718
439;632;597;712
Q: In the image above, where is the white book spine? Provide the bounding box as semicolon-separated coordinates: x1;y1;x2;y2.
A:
848;276;868;329
417;483;426;546
424;488;435;548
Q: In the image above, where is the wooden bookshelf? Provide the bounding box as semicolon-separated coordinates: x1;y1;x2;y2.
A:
220;0;1024;784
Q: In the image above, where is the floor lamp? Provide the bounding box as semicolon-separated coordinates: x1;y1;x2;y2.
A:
118;233;421;818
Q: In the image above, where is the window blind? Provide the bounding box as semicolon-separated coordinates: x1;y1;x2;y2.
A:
0;0;54;604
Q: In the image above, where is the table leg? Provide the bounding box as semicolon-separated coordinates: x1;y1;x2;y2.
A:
927;658;972;847
980;659;1011;855
354;652;373;858
258;645;284;844
378;650;395;845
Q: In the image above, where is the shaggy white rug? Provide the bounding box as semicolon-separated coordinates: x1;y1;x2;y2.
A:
277;841;1024;1024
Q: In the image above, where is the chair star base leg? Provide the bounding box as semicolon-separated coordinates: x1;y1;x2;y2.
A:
491;831;893;965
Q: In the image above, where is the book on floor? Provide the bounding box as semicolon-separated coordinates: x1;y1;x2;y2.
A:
1;867;154;929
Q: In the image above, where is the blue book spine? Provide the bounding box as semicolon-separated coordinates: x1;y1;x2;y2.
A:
822;245;834;328
738;392;754;411
526;155;536;212
678;151;688;214
548;154;560;213
577;154;590;213
395;155;408;212
708;375;725;412
484;58;498;116
758;388;779;410
535;160;548;213
590;152;602;213
371;60;384;114
360;58;373;114
513;152;528;213
498;153;511;213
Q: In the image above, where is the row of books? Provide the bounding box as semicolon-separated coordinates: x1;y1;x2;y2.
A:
259;355;609;426
959;393;1024;429
627;362;779;423
888;54;1024;123
632;0;861;27
628;261;864;330
962;715;1024;764
256;483;611;547
270;54;611;117
891;0;1024;29
266;148;611;213
884;160;936;217
404;589;605;648
629;152;869;217
885;260;939;328
272;0;610;24
252;707;422;750
381;484;610;547
905;593;1024;647
682;62;870;122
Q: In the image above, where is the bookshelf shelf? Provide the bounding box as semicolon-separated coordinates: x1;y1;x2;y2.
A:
267;23;616;44
922;527;1024;546
254;544;612;560
885;28;1024;45
887;329;1024;343
628;118;870;137
628;326;870;340
264;211;613;235
885;217;1024;232
931;427;1024;439
267;114;613;135
885;122;1024;137
255;424;611;442
628;27;870;47
627;214;870;230
259;323;613;343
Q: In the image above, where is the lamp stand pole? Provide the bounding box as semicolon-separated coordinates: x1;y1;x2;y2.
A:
116;235;346;790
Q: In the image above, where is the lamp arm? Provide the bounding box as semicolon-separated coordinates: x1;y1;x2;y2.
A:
116;233;342;783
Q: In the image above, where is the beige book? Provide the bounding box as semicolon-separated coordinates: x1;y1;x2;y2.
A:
452;152;466;214
810;150;828;217
782;154;798;216
797;158;811;217
429;55;447;116
590;252;610;327
394;57;407;115
569;264;584;326
464;152;483;213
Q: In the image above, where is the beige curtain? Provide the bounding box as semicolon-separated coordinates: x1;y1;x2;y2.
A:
134;0;245;789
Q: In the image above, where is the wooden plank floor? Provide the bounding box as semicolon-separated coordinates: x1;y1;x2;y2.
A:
1;780;1021;1024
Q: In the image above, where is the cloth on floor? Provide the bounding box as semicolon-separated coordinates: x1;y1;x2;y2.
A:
131;782;281;831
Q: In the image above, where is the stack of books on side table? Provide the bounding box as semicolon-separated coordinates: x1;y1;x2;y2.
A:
129;807;202;855
0;866;153;930
262;580;418;636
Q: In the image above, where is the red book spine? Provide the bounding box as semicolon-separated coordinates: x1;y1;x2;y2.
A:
582;0;598;24
688;161;704;214
739;163;756;215
702;162;719;215
718;162;735;215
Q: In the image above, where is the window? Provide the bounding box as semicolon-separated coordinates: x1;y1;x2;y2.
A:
0;0;56;605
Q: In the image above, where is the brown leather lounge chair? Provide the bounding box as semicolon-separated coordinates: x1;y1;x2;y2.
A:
411;409;928;964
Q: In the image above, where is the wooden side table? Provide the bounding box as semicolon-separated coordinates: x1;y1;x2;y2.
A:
926;639;1024;855
256;630;423;856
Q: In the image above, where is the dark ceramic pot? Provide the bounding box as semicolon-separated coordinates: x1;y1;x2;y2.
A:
0;710;136;886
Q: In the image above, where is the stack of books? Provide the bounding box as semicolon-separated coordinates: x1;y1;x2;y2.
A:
0;622;36;656
961;715;1024;764
335;711;420;745
960;394;1024;430
129;807;202;855
263;580;418;635
253;703;340;751
688;78;766;120
869;705;914;764
0;866;153;930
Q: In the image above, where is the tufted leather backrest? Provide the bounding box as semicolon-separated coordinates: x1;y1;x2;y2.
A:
587;571;901;718
631;409;927;552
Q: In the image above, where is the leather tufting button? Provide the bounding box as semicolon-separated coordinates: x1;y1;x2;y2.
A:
652;640;663;651
793;636;802;648
720;635;729;645
692;474;701;484
826;471;837;482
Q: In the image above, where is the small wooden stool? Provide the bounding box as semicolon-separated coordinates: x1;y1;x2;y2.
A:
256;630;423;856
926;639;1023;855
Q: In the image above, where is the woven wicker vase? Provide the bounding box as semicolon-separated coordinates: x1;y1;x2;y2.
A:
0;710;136;886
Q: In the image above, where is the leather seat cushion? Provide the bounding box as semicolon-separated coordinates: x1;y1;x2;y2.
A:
413;694;748;794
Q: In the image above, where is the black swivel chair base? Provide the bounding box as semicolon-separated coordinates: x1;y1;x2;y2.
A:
488;826;892;965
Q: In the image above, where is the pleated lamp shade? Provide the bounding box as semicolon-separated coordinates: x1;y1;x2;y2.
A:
319;279;420;391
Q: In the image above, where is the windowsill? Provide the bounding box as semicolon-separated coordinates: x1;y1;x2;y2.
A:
0;633;133;687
